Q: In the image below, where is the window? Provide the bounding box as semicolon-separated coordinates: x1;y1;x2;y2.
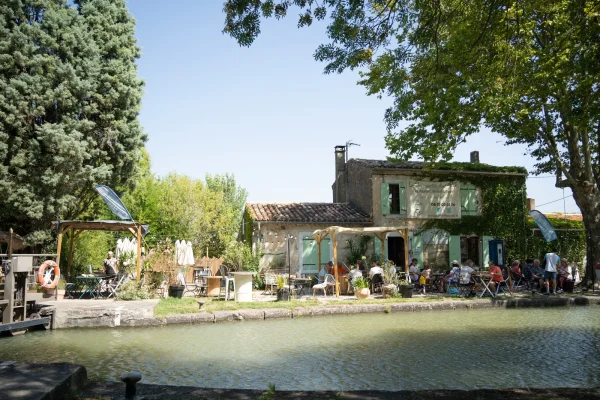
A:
381;181;406;216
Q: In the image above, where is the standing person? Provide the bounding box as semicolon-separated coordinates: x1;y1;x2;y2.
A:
103;251;118;276
543;248;560;295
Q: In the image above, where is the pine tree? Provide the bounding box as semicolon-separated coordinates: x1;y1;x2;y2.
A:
0;0;145;246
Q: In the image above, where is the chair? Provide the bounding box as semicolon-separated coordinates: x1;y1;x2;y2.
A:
106;273;127;298
312;274;335;297
371;273;383;294
263;272;277;295
218;265;235;301
458;269;473;297
177;271;203;297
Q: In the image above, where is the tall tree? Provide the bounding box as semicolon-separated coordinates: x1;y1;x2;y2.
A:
223;0;600;283
0;0;145;245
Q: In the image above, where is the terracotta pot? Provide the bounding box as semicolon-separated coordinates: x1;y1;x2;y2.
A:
355;288;370;300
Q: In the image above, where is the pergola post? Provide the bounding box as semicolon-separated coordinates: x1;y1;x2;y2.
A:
67;228;75;280
136;224;142;282
332;232;339;297
404;228;409;273
56;231;63;278
317;238;322;274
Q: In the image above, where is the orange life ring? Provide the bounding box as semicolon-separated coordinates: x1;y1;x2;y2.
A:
38;260;60;289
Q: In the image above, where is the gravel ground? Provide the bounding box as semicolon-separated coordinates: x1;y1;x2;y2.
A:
76;381;600;400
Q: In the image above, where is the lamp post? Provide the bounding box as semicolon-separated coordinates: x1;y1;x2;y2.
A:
286;233;294;298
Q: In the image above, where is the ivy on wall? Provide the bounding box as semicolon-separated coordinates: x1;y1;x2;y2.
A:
413;163;586;263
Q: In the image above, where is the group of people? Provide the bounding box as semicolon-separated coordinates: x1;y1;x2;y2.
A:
517;249;578;295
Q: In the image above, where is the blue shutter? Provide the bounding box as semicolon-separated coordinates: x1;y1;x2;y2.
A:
381;183;390;215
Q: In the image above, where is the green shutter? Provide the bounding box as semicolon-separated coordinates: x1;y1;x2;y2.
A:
380;182;390;215
461;184;477;216
482;235;494;267
449;235;461;266
399;182;407;215
412;234;423;265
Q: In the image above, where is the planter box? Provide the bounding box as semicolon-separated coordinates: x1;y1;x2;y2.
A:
276;288;290;301
355;288;370;300
400;285;414;298
168;285;185;298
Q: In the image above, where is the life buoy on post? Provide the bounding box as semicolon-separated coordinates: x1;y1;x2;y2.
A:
38;260;60;289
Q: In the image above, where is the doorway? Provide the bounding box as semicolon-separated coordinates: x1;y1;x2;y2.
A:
387;237;406;268
460;236;480;265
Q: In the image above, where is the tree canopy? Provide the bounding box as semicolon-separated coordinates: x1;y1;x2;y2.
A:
0;0;145;245
224;0;600;281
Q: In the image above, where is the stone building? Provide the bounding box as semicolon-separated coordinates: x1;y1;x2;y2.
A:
243;146;527;274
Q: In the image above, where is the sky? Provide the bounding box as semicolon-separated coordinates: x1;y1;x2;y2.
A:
127;1;579;214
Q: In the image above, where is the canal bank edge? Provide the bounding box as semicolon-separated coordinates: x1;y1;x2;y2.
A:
41;296;600;329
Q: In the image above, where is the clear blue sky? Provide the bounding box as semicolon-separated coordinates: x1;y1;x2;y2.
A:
127;1;578;214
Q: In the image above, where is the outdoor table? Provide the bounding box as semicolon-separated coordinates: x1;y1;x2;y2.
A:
473;273;494;297
74;275;104;299
291;277;312;297
231;272;254;302
205;276;221;297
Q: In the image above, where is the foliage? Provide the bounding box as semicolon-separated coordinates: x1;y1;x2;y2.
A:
61;231;112;277
122;172;247;259
275;274;286;290
0;0;145;246
345;236;372;265
224;240;262;272
117;250;136;277
351;276;369;290
382;260;398;285
116;279;152;300
223;0;600;283
146;240;181;286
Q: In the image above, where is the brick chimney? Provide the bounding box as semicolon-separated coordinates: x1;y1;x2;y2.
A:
470;151;480;163
334;145;347;203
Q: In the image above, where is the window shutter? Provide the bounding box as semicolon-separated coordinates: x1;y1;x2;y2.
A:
380;183;390;215
482;236;494;267
399;182;407;215
449;235;461;266
412;234;423;265
461;184;477;216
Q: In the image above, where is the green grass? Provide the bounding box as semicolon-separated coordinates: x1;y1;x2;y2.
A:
154;297;200;317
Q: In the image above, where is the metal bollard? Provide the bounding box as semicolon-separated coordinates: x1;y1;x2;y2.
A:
121;371;142;399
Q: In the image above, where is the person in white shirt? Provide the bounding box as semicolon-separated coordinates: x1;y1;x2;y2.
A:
408;258;420;283
368;261;383;279
543;249;560;295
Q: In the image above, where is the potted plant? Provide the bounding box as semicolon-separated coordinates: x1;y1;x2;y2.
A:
381;260;398;299
275;275;289;301
398;279;414;298
148;240;184;298
352;276;370;300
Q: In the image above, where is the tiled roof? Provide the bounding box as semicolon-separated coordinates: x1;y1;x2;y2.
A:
246;203;372;223
543;213;583;222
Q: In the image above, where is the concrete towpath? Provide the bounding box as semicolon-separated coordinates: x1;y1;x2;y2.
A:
0;361;86;400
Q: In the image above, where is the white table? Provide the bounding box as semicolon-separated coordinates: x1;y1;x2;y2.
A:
231;272;254;302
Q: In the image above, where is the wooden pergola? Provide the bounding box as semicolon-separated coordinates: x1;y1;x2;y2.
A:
312;226;410;297
55;220;148;282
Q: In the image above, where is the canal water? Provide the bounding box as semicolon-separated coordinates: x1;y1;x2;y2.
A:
1;307;599;390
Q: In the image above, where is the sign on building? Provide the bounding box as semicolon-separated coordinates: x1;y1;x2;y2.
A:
407;180;461;219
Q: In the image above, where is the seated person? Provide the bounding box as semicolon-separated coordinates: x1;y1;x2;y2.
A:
488;261;504;292
440;260;460;292
557;258;572;293
318;261;333;283
103;251;118;276
459;262;479;296
511;260;522;277
331;262;348;276
368;261;383;279
408;258;420;283
422;264;432;282
527;259;545;290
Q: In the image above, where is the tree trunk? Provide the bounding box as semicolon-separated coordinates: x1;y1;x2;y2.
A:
570;185;600;288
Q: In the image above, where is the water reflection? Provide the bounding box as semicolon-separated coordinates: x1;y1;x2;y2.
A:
1;307;599;390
